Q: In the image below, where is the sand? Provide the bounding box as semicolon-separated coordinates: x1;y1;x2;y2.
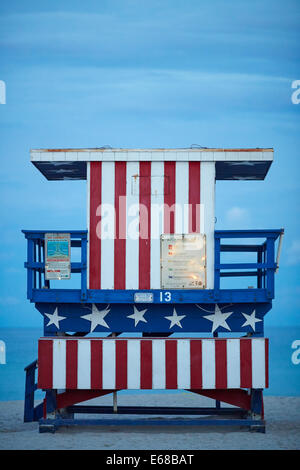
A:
0;393;299;450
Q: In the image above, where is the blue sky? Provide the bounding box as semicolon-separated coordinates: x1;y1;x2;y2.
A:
0;0;299;327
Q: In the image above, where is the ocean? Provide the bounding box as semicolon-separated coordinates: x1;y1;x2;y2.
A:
0;326;299;401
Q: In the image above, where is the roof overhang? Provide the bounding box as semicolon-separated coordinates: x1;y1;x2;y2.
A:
30;148;274;181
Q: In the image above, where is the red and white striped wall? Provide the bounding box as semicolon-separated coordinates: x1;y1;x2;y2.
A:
87;160;215;290
38;337;268;391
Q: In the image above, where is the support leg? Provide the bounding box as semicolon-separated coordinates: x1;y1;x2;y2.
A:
249;389;265;433
24;361;37;423
39;390;58;433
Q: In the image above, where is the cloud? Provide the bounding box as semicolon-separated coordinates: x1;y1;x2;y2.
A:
286;240;300;266
0;3;299;74
226;206;250;224
2;64;292;121
0;4;297;125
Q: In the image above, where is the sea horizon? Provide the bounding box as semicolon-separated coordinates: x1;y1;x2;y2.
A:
0;325;299;401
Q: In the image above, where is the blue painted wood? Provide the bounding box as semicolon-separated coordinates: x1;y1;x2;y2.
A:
37;301;270;334
23;230;88;301
257;248;263;289
216;262;276;270
24;360;44;423
221;244;264;252
67;405;247;416
25;261;83;272
32;287;273;304
22;226;283;338
214;237;221;292
251;389;264;416
33;403;44;421
38;417;265;428
22;229;283;307
45;390;57;416
24;360;37;422
81;234;87;301
22;230;88;237
215;229;283;239
266;238;275;299
27;238;34;300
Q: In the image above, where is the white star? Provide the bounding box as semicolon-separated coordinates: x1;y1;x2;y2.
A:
241;309;262;331
203;304;233;333
127;306;148;327
228;162;256;167
81;304;110;332
165;308;186;329
44;307;66;329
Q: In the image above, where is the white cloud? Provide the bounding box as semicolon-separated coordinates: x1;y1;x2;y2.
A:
226;206;250;224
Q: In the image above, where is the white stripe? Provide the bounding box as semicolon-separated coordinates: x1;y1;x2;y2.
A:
200;162;215;289
152;340;165;389
101;161;115;289
150;161;164;289
33;149;273;163
102;339;116;389
77;339;91;389
177;340;190;389
127;340;141;389
175;162;189;234
126;161;140;289
52;340;66;389
226;339;241;388
87;162;91;289
252;339;266;388
202;340;215;389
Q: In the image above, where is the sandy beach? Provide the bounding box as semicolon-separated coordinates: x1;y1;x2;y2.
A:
0;393;299;450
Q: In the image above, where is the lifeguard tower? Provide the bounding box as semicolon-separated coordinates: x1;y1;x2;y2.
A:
23;147;283;433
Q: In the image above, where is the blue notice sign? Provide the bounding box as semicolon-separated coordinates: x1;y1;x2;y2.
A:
45;233;71;280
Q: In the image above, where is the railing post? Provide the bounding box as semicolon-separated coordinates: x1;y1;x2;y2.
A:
214;235;221;297
81;234;87;301
38;239;42;289
41;237;50;289
24;360;37;422
27;237;34;300
257;247;262;288
266;237;275;298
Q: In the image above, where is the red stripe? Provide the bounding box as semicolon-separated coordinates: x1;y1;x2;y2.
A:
140;340;152;389
188;162;201;233
115;340;128;389
165;340;177;389
240;339;252;388
139;162;151;289
215;340;227;389
265;339;269;388
90;339;103;389
38;339;53;389
190;340;202;389
66;340;78;389
89;162;102;289
56;390;113;409
164;162;176;233
114;162;127;289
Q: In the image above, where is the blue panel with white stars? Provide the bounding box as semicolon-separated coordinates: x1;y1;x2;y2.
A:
36;302;271;335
